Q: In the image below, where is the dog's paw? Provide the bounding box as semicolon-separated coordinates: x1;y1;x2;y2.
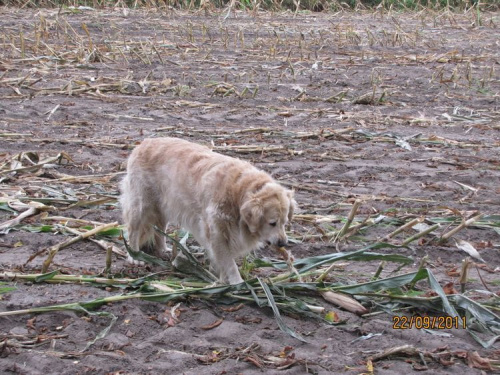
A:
227;275;244;285
126;254;145;266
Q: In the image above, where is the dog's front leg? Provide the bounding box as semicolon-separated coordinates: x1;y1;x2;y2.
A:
209;246;244;285
221;258;244;285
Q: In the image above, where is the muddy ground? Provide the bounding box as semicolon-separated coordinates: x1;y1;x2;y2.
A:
0;6;499;375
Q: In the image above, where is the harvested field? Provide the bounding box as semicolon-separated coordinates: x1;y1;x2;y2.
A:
0;6;499;374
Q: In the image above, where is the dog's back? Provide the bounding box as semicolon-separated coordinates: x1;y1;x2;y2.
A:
123;137;269;221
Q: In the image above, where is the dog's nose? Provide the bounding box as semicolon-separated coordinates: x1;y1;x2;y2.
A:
277;238;288;247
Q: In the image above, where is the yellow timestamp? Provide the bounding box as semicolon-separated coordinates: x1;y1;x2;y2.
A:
392;315;466;330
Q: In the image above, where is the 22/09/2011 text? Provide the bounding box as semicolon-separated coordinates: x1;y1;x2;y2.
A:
393;316;466;330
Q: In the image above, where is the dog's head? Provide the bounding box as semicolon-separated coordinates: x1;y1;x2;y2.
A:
241;183;296;247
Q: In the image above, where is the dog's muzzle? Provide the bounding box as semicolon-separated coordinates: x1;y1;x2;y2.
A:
277;238;288;247
267;238;288;247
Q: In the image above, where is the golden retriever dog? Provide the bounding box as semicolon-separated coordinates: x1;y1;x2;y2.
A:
120;137;296;285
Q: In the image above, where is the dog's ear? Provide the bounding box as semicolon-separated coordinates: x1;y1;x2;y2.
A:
286;190;296;222
241;198;263;234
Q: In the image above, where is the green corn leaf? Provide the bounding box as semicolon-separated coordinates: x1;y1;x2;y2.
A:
258;278;308;343
35;269;60;283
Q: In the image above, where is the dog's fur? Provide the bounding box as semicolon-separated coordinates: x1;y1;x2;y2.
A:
120;137;296;284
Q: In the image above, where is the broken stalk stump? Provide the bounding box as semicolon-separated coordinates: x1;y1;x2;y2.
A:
41;222;119;273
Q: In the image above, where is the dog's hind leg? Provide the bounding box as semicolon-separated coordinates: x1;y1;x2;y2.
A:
122;197;156;263
151;213;170;258
126;216;155;264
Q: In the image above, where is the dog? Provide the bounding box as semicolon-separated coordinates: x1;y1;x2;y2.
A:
120;137;296;284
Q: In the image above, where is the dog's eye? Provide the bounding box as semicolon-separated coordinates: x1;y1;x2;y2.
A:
269;222;277;227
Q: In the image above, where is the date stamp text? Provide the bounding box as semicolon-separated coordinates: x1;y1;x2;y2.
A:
393;316;466;330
